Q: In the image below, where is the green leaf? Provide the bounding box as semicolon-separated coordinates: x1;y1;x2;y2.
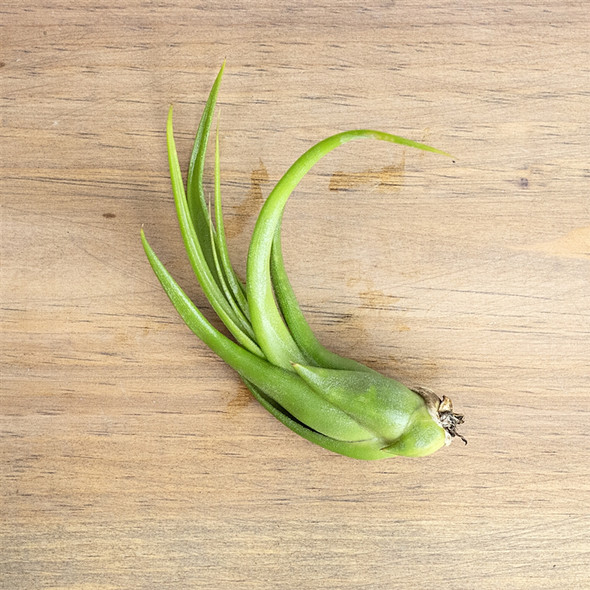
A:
243;379;387;460
186;62;226;286
212;119;251;321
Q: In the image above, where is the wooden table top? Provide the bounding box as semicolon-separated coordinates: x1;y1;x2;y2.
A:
2;1;588;588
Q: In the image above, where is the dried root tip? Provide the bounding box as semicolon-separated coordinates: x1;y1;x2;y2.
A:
438;395;467;444
411;387;466;445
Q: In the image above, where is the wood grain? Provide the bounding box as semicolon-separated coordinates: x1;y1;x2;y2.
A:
1;1;589;589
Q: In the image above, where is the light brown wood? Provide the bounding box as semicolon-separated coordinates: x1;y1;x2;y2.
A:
2;1;589;588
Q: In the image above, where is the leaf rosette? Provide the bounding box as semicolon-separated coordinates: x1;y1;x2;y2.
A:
142;64;465;459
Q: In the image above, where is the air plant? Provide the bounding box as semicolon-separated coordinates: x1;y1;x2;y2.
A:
141;64;465;459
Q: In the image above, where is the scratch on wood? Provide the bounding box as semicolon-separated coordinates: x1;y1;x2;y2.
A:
226;160;269;238
329;152;406;192
225;382;255;416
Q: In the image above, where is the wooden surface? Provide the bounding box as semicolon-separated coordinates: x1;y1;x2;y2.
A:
2;1;589;588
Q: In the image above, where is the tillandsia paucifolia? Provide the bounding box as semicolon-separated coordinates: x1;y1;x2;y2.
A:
141;64;465;459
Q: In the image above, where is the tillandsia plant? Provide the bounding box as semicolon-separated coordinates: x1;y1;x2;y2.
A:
141;64;465;460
